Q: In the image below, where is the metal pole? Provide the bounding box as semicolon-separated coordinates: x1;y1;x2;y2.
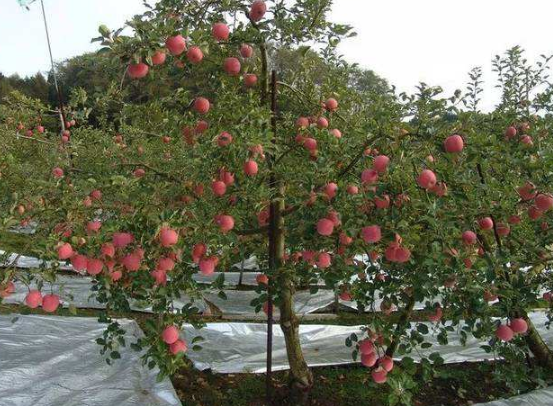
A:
39;0;66;132
265;70;278;405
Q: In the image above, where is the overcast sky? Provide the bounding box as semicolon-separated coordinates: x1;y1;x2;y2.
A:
2;0;553;110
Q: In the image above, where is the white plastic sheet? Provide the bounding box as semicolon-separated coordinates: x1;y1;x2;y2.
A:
3;275;207;314
0;250;72;271
182;312;553;374
473;386;553;406
0;315;181;406
203;289;336;316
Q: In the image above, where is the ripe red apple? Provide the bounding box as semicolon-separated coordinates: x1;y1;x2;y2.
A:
373;155;390;173
100;243;115;258
215;214;235;232
495;324;514;342
122;252;141;271
57;243;73;260
240;44;254;58
362;225;381;243
371;367;387;384
86;221;102;234
428;306;443;322
339;291;352;301
296;117;309;129
212;23;230;41
379;356;394;372
71;254;88;271
165;35;186;56
219;169;235;185
151;269;167;286
315;252;332;269
303;137;317;151
417;169;437;189
508;215;521;224
162;325;180;344
374;195;390;209
509;318;528;334
244;160;258;176
536;194;553;211
496;223;510;236
191;244;207;264
127;62;149;79
151;50;166;65
504;126;517;139
385;243;411;263
112;232;133;248
339;232;353;246
361;352;377;367
347;185;359;195
0;281;15;298
37;125;45;134
256;274;269;285
134;168;146;178
25;290;42;308
186;46;203;64
52;167;64;178
462;230;477;245
217;132;233;147
86;258;104;276
244;73;258;87
518;182;537;201
194;97;210;114
224;57;241;76
478;217;494;230
324;182;338;199
329;128;342;138
359;339;374;354
317;117;329;129
520;135;533;146
249;0;267;21
361;169;378;184
325;98;338;112
42;294;60;312
199;256;217;275
160;227;179;247
316;218;334;236
90;189;102;201
169;339;187;355
195;120;209;134
444;134;464;153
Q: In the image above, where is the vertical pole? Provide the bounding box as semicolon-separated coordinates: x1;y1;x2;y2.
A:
266;70;278;405
40;0;66;132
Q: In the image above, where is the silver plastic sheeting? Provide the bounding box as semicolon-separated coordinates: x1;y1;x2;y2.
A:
0;315;181;406
3;275;207;314
473;386;553;406
193;272;262;286
203;289;336;316
182;311;553;374
0;250;73;271
182;323;362;373
339;293;440;312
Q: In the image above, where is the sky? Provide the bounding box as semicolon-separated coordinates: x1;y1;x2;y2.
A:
1;0;553;111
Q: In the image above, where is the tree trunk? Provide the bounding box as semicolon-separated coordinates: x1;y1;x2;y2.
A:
524;315;553;369
386;296;416;357
279;269;314;402
266;70;313;403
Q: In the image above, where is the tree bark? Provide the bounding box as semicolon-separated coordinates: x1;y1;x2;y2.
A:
386;296;416;358
523;314;553;369
267;70;313;403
